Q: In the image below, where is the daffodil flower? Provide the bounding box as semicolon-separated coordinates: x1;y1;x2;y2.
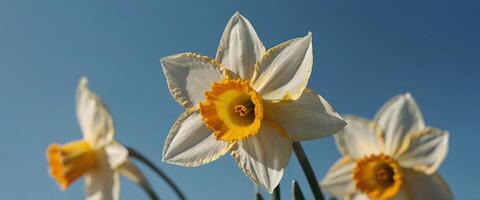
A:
47;77;151;200
161;12;346;192
321;93;453;200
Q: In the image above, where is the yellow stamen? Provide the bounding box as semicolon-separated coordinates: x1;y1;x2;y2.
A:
47;140;98;190
233;103;253;117
200;79;263;142
353;154;403;200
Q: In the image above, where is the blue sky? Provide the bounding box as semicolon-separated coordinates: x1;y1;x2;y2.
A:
0;0;478;199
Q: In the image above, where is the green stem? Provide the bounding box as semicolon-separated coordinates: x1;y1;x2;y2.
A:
270;185;280;200
292;180;305;200
142;184;160;200
255;192;264;200
127;147;187;200
292;142;325;200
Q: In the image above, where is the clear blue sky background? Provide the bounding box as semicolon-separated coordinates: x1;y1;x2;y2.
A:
0;0;478;199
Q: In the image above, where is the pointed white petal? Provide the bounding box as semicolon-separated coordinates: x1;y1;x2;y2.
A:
390;187;410;200
349;193;369;200
104;141;128;169
85;151;119;200
117;160;153;193
161;53;225;109
265;89;345;141
252;33;313;101
397;128;448;174
335;116;384;159
394;169;453;200
231;122;292;193
374;93;425;156
216;12;265;79
320;157;356;198
76;77;114;147
163;110;231;167
350;190;408;200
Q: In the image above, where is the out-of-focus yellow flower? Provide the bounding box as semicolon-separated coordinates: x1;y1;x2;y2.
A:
321;93;453;200
47;77;150;200
161;12;346;192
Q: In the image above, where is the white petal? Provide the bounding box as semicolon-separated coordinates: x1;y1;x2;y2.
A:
320;157;356;198
394;169;453;200
350;193;369;200
397;128;449;174
104;141;128;169
85;151;119;200
231;122;292;193
374;93;425;156
265;89;345;141
117;160;153;193
390;187;410;200
335;116;384;159
162;110;231;167
76;77;115;147
161;53;225;109
216;12;265;79
252;33;313;101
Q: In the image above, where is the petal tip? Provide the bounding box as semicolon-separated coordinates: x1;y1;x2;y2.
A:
160;55;176;65
339;119;348;127
267;186;275;194
263;181;280;193
77;77;90;95
404;92;413;99
304;32;312;41
230;11;242;22
161;156;168;163
79;77;88;87
160;57;171;69
161;149;172;162
160;153;179;166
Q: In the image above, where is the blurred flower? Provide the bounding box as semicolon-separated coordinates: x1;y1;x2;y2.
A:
321;93;452;200
47;77;150;200
161;12;345;192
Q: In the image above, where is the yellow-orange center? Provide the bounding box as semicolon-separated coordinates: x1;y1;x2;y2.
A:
353;154;403;200
47;140;98;189
199;79;263;142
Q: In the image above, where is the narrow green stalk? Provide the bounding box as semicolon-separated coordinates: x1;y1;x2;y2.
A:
292;142;325;200
254;184;264;200
292;180;305;200
142;184;160;200
255;192;264;200
127;147;187;200
270;185;280;200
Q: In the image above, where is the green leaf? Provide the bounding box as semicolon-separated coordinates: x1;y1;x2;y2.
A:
255;192;264;200
293;142;326;200
270;185;280;200
292;180;305;200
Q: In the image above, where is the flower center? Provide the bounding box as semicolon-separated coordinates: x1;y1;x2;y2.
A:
47;140;98;189
353;154;403;200
199;79;263;142
233;103;254;117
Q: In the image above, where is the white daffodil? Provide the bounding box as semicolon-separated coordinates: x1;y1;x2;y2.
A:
47;77;151;200
161;12;346;192
321;93;452;200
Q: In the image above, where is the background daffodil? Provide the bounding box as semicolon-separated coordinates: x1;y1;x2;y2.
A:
47;77;152;200
321;93;452;200
161;12;346;193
